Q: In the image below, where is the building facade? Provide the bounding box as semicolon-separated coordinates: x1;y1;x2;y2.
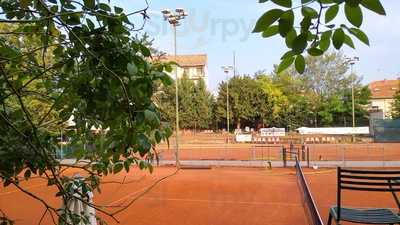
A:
161;54;208;88
368;79;400;119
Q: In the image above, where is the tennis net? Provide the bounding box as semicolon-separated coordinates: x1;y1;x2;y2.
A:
295;158;324;225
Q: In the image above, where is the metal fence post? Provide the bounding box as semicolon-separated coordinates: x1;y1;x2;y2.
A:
282;147;287;168
301;144;306;161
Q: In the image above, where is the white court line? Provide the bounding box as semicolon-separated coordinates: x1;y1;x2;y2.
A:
139;196;303;207
107;185;154;206
0;184;46;196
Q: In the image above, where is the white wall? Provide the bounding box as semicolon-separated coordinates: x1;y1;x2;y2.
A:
370;98;394;119
169;65;209;89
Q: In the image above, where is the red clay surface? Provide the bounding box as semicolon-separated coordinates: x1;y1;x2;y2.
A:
305;168;400;225
157;143;400;161
0;167;308;225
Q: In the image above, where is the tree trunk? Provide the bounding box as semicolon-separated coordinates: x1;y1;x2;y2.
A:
236;119;241;129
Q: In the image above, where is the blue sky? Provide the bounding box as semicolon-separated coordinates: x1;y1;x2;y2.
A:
120;0;400;92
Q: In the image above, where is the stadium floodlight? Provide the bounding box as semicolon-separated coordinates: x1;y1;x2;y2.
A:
161;9;172;20
222;66;233;73
221;66;234;135
161;8;188;169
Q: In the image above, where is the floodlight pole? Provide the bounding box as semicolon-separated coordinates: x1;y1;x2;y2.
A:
226;71;229;134
162;8;188;169
173;24;180;168
346;56;359;142
222;66;233;135
351;63;355;129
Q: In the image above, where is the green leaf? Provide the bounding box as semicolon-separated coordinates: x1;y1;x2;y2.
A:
271;0;292;8
306;31;316;41
346;0;361;7
20;0;30;8
155;130;162;143
302;7;318;18
99;3;111;11
148;164;154;173
83;0;95;9
295;55;305;74
285;29;297;48
332;28;345;49
307;48;324;56
345;3;363;27
253;9;284;33
114;6;123;14
140;46;151;57
86;19;95;30
124;160;131;172
262;25;279;38
127;63;138;75
344;34;355;48
139;161;145;170
159;73;173;86
113;162;123;174
300;16;312;33
292;33;308;54
302;0;314;3
259;0;269;2
278;10;294;37
319;30;332;51
24;169;31;180
325;4;339;23
138;134;151;156
280;50;294;60
64;13;81;25
277;56;295;73
348;27;369;45
360;0;386;15
144;110;160;127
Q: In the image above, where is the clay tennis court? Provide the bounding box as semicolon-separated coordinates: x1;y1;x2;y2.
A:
0;166;308;225
157;143;400;162
2;141;400;224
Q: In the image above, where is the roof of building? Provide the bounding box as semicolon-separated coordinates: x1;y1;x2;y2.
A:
369;79;400;99
161;54;207;67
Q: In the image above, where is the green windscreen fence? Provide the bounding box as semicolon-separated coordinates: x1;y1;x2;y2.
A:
371;119;400;142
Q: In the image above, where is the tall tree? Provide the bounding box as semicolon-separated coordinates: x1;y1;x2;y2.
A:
392;91;400;119
0;1;173;224
255;73;289;127
215;76;272;129
267;52;370;128
156;75;213;130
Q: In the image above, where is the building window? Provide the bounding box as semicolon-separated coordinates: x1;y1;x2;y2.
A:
183;67;190;76
196;67;204;77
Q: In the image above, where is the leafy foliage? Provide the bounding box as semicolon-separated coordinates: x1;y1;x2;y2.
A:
392;91;400;119
0;0;173;223
213;53;371;130
156;75;214;130
253;0;386;74
214;76;273;129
